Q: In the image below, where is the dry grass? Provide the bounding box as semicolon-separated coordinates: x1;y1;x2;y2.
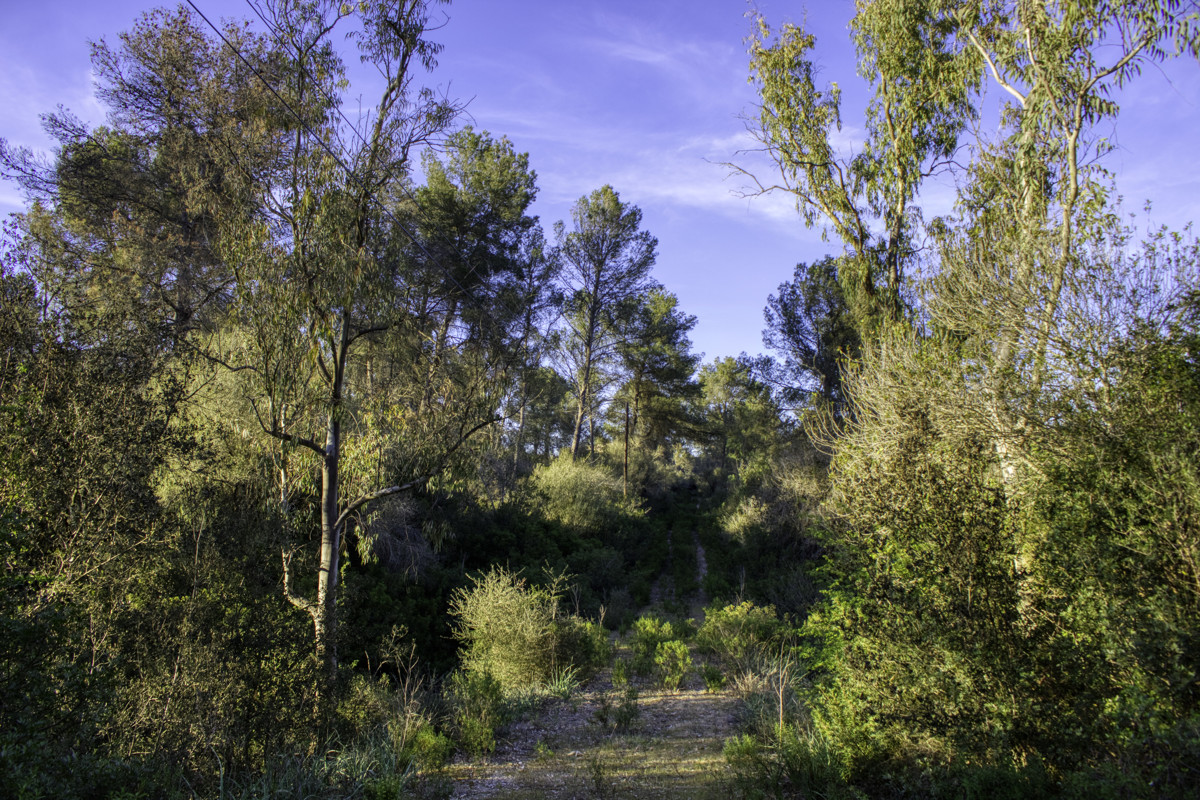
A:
448;658;739;799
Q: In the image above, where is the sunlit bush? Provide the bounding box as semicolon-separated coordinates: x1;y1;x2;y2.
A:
450;567;610;692
529;455;643;535
697;601;789;674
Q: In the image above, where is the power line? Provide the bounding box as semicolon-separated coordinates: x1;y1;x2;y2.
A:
241;0;506;304
183;0;529;347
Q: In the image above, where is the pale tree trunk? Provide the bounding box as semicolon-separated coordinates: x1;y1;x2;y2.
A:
314;413;341;679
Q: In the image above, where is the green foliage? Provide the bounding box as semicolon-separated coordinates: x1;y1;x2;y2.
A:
698;357;788;486
701;663;726;693
610;658;629;689
723;727;852;800
592;686;640;734
450;566;609;693
697;602;790;675
654;639;693;690
554;616;613;680
630;614;689;675
446;669;506;757
762;256;861;414
530;456;643;536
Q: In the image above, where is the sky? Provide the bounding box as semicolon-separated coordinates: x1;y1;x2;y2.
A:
3;0;1199;362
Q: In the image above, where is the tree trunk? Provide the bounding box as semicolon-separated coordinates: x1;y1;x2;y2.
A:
622;401;630;496
571;334;595;458
315;413;341;681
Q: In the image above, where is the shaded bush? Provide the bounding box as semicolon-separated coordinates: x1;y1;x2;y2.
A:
696;601;789;675
630;614;689;675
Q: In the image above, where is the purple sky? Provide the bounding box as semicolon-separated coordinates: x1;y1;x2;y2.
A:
3;0;1199;361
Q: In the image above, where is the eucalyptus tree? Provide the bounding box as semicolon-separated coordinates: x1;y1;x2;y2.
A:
748;0;1200;481
743;1;1200;785
554;185;658;458
741;6;971;328
203;0;477;680
5;0;472;679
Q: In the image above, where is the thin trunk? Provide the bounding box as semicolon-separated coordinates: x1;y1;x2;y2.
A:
315;316;349;681
420;299;457;416
513;388;527;467
622;401;630;497
571;322;596;458
315;414;340;680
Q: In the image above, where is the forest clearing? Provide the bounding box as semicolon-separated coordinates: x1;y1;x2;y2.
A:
2;1;1199;798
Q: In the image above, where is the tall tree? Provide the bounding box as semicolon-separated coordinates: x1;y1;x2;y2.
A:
698;357;784;481
410;126;540;414
209;0;472;680
761;256;859;417
740;6;973;329
554;185;658;458
615;288;701;491
504;227;563;468
743;1;1200;788
4;0;477;681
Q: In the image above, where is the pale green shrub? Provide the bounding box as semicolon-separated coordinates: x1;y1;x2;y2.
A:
697;601;789;674
450;567;610;692
530;455;643;534
654;640;692;690
450;568;556;690
631;614;681;675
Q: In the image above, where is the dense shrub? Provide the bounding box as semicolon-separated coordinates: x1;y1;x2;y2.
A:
696;601;789;674
446;669;506;757
630;614;689;675
450;567;609;691
654;639;693;690
530;456;644;536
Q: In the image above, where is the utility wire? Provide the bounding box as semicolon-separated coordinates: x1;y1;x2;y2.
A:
241;0;509;308
184;0;526;345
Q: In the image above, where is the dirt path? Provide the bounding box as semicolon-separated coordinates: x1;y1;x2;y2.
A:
447;665;739;799
448;530;738;799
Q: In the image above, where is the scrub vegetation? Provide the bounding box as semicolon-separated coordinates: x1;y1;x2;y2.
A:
2;1;1199;798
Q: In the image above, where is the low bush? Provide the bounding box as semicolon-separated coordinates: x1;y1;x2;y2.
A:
552;616;611;680
446;669;506;757
701;662;726;693
592;685;640;733
530;456;643;537
611;658;629;688
696;601;789;674
723;725;850;800
450;567;608;692
630;614;689;675
655;639;693;690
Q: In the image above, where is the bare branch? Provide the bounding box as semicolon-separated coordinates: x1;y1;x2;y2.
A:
334;414;501;531
249;397;324;455
965;28;1027;107
282;548;317;617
